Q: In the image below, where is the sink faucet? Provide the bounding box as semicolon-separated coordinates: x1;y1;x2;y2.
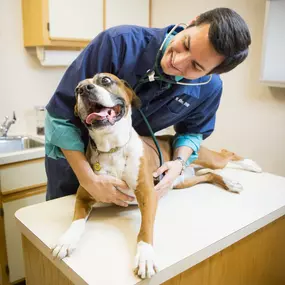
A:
0;111;16;137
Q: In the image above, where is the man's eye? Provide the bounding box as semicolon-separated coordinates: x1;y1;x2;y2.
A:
101;76;112;85
193;63;202;72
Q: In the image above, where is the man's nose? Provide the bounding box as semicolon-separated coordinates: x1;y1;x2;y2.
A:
76;83;95;95
173;53;191;71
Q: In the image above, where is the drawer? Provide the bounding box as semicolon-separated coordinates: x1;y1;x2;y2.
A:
0;158;47;195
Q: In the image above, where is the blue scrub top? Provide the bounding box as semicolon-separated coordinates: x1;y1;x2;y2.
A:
45;25;223;200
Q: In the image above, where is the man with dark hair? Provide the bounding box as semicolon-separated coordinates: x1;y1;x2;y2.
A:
186;8;251;74
45;7;251;203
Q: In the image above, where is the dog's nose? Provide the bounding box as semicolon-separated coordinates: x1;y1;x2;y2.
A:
76;84;95;95
86;84;95;90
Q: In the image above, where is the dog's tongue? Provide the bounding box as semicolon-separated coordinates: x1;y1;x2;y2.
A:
86;108;116;125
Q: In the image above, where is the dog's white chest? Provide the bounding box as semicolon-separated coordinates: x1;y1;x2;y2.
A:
91;150;127;178
90;132;144;199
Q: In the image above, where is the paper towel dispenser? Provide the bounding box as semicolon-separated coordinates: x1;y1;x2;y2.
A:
36;47;82;67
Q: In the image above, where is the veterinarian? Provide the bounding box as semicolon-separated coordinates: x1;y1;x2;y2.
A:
45;8;251;205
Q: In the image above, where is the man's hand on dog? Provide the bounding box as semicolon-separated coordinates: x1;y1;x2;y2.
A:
153;160;183;199
86;174;134;207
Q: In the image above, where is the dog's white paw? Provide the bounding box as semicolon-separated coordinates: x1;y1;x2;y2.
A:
51;219;86;260
227;159;262;173
223;177;243;193
134;241;158;279
52;240;77;260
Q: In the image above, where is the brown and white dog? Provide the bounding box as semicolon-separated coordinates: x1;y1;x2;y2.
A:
51;73;262;279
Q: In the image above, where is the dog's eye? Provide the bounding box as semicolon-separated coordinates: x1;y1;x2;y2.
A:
101;76;112;86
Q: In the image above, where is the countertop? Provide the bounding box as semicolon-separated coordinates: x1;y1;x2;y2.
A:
0;133;45;165
15;168;285;285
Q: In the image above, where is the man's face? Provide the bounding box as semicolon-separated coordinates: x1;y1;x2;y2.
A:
160;24;224;79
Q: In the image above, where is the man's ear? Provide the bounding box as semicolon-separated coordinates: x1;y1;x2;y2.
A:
122;80;141;109
187;16;198;27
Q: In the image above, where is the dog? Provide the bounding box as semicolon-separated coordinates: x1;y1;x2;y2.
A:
51;73;262;279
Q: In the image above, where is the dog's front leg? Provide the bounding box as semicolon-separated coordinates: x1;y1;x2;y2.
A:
134;157;158;279
52;186;94;260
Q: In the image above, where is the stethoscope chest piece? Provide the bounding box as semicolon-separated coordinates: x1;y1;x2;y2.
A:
146;69;156;82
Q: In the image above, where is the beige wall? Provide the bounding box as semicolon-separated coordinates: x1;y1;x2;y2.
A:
0;0;66;134
152;0;285;176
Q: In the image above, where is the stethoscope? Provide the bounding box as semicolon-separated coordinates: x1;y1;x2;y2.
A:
133;23;212;183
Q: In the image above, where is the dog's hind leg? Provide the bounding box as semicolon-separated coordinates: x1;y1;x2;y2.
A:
173;173;215;189
195;168;243;193
52;186;94;260
194;147;262;173
193;146;241;169
173;165;243;193
218;149;262;172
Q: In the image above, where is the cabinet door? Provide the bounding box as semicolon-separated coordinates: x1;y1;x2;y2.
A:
260;0;285;86
48;0;104;40
3;192;46;283
0;159;47;195
105;0;150;29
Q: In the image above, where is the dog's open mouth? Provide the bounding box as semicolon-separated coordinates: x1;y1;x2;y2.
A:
85;102;122;125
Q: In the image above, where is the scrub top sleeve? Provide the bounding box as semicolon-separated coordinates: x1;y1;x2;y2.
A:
172;133;203;165
45;111;85;160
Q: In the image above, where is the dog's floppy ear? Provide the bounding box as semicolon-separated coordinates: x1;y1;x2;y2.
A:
131;92;141;109
74;93;79;117
121;80;141;109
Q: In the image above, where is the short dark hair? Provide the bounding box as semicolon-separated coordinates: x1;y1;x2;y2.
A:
188;8;251;74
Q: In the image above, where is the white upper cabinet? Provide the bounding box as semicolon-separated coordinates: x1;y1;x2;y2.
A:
105;0;150;29
48;0;104;40
22;0;151;48
261;0;285;87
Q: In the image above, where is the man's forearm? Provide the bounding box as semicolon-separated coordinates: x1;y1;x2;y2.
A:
173;146;193;162
61;149;95;189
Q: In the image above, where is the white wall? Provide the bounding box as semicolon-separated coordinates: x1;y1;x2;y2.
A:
152;0;285;176
0;0;66;135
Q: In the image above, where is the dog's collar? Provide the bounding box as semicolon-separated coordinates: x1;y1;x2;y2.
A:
90;131;132;154
90;139;120;154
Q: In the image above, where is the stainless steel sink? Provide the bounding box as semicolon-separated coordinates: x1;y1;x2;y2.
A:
0;136;44;154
